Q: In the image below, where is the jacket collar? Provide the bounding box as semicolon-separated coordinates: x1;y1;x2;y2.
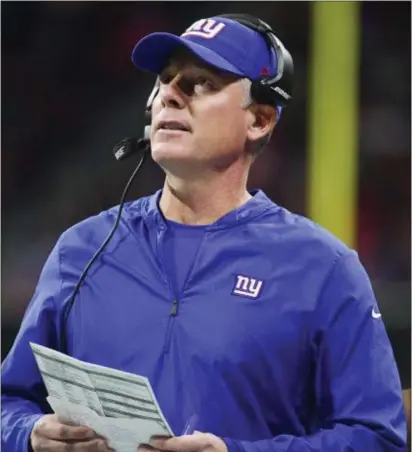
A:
140;188;278;231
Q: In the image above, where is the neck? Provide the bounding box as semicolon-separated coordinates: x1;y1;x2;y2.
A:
159;164;252;225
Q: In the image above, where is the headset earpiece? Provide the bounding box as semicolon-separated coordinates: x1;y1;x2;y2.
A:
217;13;293;108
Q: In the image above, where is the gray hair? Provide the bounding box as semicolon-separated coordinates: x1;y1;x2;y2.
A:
241;78;253;108
240;78;274;157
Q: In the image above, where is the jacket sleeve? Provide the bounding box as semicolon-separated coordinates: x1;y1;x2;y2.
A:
223;251;407;452
1;238;65;452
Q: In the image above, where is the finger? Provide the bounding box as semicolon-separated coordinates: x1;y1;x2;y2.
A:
31;437;112;451
33;419;97;441
138;444;158;452
150;434;209;452
142;435;170;451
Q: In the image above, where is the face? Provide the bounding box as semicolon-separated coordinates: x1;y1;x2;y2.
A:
149;48;259;177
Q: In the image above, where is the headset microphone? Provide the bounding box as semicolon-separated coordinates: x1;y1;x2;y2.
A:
60;134;151;354
113;136;149;161
60;79;159;353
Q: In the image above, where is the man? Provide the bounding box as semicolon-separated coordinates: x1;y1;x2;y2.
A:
1;13;407;452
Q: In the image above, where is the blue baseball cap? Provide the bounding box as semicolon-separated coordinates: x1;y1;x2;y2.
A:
131;16;282;115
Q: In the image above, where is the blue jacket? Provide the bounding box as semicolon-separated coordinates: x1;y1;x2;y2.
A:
1;190;407;451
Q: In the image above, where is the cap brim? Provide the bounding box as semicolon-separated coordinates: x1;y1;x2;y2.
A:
131;32;244;77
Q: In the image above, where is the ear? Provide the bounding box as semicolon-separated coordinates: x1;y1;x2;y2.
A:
246;104;277;143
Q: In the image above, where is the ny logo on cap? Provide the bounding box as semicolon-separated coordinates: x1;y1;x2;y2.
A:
181;19;226;39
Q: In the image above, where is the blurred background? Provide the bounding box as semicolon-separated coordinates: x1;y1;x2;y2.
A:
1;1;410;390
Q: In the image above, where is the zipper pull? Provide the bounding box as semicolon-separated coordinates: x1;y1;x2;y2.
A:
170;299;179;316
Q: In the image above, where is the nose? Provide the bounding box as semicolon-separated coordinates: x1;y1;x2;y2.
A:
159;75;186;110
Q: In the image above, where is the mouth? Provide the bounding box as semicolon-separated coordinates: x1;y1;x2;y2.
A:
156;120;191;133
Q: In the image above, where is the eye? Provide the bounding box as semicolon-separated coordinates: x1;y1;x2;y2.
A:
159;72;174;84
195;76;216;90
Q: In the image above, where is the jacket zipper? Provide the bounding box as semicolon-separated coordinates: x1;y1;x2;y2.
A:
163;299;179;354
158;225;206;354
170;299;179;316
157;227;180;354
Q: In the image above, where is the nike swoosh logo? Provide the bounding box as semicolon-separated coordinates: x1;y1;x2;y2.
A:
372;309;382;319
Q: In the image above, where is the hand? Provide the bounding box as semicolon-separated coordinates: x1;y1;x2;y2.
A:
30;414;113;451
139;431;228;452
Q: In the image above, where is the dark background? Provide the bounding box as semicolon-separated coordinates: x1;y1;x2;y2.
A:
2;1;410;388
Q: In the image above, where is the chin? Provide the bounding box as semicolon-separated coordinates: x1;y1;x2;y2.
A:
151;141;194;162
151;143;203;176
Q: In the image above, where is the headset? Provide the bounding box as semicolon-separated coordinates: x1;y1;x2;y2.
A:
217;13;294;108
142;13;294;136
59;14;294;355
